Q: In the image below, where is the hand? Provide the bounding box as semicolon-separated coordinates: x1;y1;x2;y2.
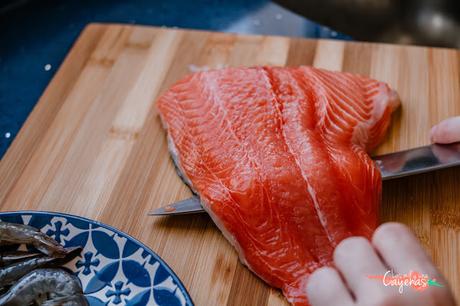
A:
306;223;457;306
430;116;460;144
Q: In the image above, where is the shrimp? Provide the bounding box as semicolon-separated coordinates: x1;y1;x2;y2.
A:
0;268;87;306
0;255;56;288
0;221;66;257
0;247;82;289
0;247;82;288
41;294;89;306
0;251;41;267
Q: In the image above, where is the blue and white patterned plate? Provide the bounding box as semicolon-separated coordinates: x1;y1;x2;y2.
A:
0;211;194;306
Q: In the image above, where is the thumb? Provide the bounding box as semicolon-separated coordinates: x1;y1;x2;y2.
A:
430;116;460;144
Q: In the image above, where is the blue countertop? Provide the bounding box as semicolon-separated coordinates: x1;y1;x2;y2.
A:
0;0;349;158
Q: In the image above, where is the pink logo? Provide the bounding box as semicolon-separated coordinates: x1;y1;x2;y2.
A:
368;270;443;293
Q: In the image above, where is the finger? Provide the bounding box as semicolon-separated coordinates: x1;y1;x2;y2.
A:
372;223;441;278
373;223;458;306
430;116;460;144
333;237;388;298
307;267;354;306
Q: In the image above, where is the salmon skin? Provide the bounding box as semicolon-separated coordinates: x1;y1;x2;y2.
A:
157;66;400;305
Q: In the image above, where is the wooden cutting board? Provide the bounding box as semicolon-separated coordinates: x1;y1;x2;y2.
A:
1;23;459;305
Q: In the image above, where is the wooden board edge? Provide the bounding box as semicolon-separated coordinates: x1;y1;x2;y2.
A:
91;22;460;54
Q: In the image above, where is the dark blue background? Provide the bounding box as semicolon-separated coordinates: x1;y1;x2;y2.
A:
0;0;349;158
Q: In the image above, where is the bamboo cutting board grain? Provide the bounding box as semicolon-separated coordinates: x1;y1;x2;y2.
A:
1;23;460;305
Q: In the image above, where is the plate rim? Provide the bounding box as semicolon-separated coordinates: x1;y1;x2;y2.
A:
0;210;194;306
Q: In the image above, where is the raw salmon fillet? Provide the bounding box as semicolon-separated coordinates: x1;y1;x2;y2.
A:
157;66;399;305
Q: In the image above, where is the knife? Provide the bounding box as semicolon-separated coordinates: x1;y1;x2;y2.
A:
149;142;460;216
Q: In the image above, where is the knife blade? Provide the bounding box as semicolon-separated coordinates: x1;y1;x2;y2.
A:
148;196;202;216
149;142;460;216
